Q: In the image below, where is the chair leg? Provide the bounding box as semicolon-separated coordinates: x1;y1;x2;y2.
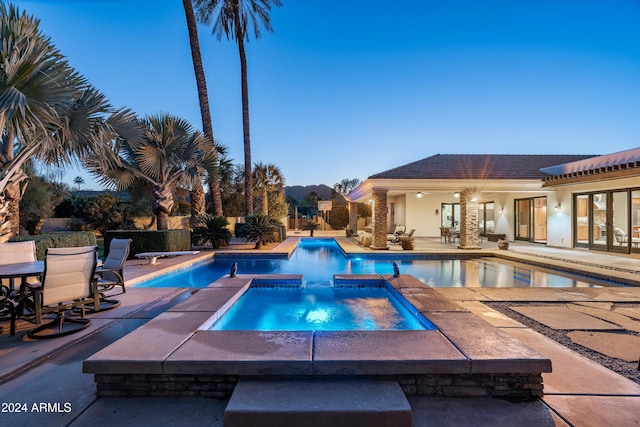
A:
4;298;17;336
27;310;91;339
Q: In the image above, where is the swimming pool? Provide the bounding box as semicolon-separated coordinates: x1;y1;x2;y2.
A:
135;238;611;288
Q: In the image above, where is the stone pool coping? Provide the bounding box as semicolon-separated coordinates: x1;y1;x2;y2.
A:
83;274;551;398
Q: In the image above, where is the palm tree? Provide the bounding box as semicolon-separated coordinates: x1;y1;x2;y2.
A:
0;4;137;242
73;176;85;191
192;213;232;248
193;0;282;216
334;178;361;195
252;162;284;215
182;0;224;216
87;113;215;230
242;213;278;249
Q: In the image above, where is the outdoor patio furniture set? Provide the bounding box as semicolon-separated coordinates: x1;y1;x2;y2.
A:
0;238;131;338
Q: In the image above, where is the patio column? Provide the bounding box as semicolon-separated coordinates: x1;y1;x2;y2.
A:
370;188;389;250
458;189;481;249
348;201;359;234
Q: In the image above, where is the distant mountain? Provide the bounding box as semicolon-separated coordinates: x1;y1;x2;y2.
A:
285;185;346;204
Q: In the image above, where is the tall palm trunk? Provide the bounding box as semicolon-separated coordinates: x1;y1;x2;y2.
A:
153;186;174;230
0;166;28;242
191;177;206;218
183;0;224;216
237;33;253;215
261;187;268;215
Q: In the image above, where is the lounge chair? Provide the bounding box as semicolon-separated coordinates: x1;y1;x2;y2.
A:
403;228;415;240
387;225;406;243
11;246;99;338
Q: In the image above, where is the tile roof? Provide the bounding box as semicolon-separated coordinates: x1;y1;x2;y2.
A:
540;147;640;176
369;154;596;180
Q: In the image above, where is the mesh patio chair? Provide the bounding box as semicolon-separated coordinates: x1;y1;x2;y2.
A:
97;238;132;295
11;246;99;338
0;240;38;291
90;238;132;310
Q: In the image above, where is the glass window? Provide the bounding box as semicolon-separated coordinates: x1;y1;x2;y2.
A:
575;194;589;246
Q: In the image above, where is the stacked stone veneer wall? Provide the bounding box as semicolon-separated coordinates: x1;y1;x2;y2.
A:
371;188;388;249
348;201;359;234
459;190;480;249
94;373;543;400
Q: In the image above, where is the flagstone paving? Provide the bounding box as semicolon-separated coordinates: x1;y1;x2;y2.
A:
510;305;625;330
567;303;640;333
456;301;526;328
614;306;640;320
566;331;640;362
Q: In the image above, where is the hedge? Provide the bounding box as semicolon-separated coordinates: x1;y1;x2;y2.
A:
104;229;191;259
10;232;98;260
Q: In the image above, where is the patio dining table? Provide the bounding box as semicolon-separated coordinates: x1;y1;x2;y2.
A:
0;261;44;333
0;261;44;292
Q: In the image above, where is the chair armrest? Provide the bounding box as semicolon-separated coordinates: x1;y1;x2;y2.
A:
95;267;124;285
23;281;42;293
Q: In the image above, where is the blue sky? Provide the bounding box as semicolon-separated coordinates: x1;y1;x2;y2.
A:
14;0;640;190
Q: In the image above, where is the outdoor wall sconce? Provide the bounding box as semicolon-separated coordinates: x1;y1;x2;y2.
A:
454;192;460;198
555;203;561;211
498;207;504;214
416;191;423;198
435;209;439;215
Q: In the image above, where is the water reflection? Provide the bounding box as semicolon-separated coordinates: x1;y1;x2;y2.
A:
138;239;611;289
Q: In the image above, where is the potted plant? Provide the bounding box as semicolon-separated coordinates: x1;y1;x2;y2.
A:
400;236;415;250
497;239;509;250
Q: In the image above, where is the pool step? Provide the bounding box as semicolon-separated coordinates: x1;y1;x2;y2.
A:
224;379;412;427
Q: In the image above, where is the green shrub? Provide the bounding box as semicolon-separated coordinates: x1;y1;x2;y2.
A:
242;214;278;249
328;206;349;230
303;220;320;237
104;229;191;259
10;232;97;260
192;214;232;249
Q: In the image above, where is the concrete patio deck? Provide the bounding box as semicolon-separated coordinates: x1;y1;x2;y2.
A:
1;237;639;426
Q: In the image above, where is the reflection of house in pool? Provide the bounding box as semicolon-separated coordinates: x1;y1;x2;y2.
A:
346;147;640;255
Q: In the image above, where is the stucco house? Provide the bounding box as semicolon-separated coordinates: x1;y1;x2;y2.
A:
346;147;640;255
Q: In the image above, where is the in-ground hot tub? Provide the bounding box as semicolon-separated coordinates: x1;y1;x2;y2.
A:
207;281;435;332
83;274;551;400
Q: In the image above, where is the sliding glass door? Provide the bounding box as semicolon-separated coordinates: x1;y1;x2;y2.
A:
515;199;530;240
610;191;629;253
575;189;639;254
477;202;495;236
515;197;547;243
441;203;460;231
590;192;607;250
633;190;640;254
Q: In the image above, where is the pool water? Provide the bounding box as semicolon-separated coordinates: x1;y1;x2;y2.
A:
210;285;434;331
135;238;611;288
